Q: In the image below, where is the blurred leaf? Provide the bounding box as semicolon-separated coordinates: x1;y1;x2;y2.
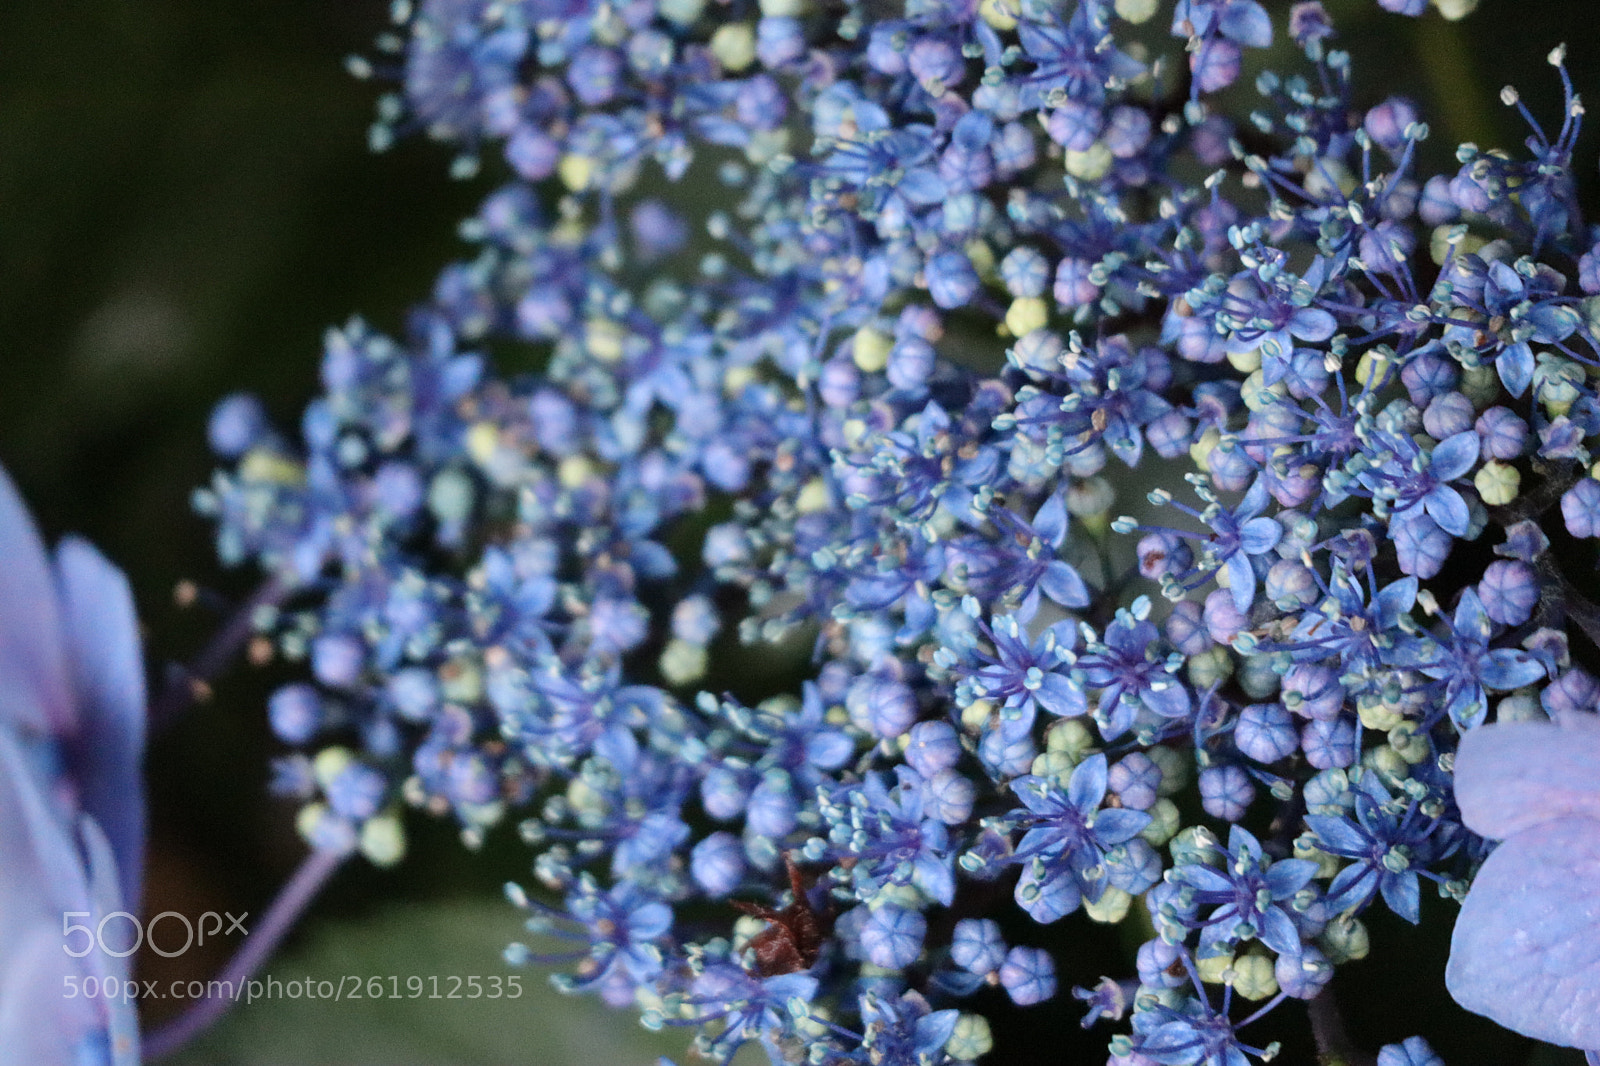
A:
163;899;688;1066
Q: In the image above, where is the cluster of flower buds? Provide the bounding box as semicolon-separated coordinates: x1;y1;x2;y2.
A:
199;0;1600;1061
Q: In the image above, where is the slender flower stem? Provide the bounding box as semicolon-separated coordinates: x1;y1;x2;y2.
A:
151;575;288;731
1306;987;1376;1066
142;846;348;1061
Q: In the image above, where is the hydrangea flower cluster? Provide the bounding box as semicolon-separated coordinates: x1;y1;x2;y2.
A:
198;0;1600;1061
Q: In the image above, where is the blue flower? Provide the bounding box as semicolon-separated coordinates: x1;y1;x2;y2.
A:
1307;775;1459;925
1006;754;1153;921
1127;952;1278;1066
1363;429;1480;539
958;612;1085;737
1394;587;1548;729
823;770;957;907
1448;717;1600;1052
208;0;1600;1059
0;466;145;1066
1079;608;1192;740
676;964;818;1064
856;990;961;1066
1167;825;1318;957
1378;1036;1446;1066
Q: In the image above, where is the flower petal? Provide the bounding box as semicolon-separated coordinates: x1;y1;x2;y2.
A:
1497;341;1535;398
1067;753;1108;811
1238;516;1282;555
1227;552;1257;615
1034;671;1086;718
1454;721;1600;839
54;538;146;911
1429;430;1480;482
1042;561;1090;609
1092;807;1152;846
1287;306;1334;342
0;466;73;734
1032;492;1068;548
1447;817;1600;1049
1424;487;1470;537
1479;649;1547;692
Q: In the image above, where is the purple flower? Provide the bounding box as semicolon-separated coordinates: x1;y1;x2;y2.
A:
0;466;145;1065
1006;754;1153;921
1563;478;1600;538
1395;588;1547;729
1308;776;1458;925
1203;477;1283;614
1168;825;1318;957
1079;610;1191;740
1447;716;1600;1051
999;945;1057;1006
962;612;1085;737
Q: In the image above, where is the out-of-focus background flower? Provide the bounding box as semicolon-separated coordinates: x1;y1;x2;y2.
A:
0;0;1595;1062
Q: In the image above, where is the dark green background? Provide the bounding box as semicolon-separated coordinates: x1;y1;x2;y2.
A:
0;0;1593;1061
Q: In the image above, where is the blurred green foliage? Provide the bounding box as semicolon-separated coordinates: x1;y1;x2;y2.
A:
164;900;686;1066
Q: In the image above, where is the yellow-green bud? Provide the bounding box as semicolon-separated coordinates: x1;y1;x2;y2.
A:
1474;460;1520;506
1356;692;1404;732
1355;349;1395;389
1459;364;1502;407
1320;915;1370;964
1141;798;1181;848
1084;886;1131;924
1294;837;1343;880
710;24;756;71
657;0;705;25
313;747;354;789
1388;721;1430;764
1006;297;1049;337
1047;717;1096;758
1240;369;1286;411
947;1014;994;1060
1187;645;1234;689
1226;346;1263;374
1366;743;1409;785
558;154;594;192
1064;143;1113;182
660;639;707;686
439;655;483;703
1196;953;1234;985
960;699;995;735
360;813;406;866
1145;745;1189;796
1231;953;1279;1001
1030;749;1076;785
852;326;892;373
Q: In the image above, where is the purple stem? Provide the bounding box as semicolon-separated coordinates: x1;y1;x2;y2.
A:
151;575;288;731
142;846;347;1061
1306;987;1376;1066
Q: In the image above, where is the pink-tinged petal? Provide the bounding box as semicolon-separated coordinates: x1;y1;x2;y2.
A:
0;926;103;1066
0;466;73;734
78;815;140;1065
0;728;92;920
1446;817;1600;1049
1454;721;1600;839
0;732;101;1066
55;537;147;909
